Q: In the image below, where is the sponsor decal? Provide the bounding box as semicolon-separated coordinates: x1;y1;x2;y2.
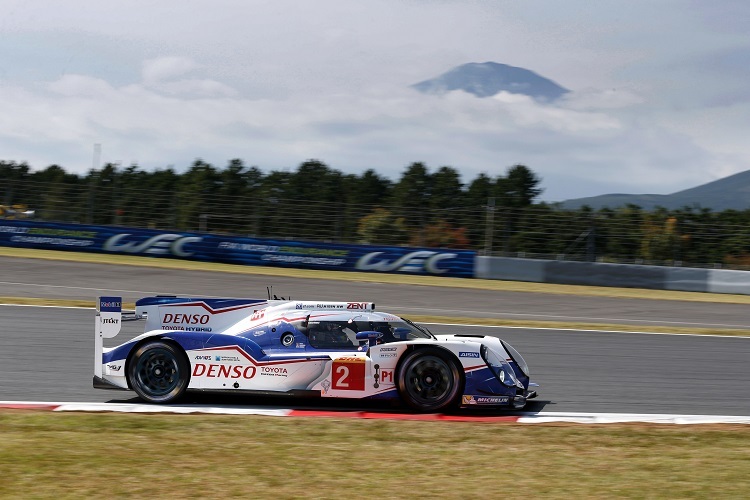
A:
0;226;28;233
250;310;265;321
459;351;480;358
26;228;96;238
101;317;119;325
261;254;346;266
295;303;346;310
378;353;397;358
162;313;210;325
99;297;122;313
380;347;398;352
296;343;306;349
192;364;256;379
355;251;458;274
218;242;280;252
462;395;509;405
10;235;94;246
106;364;122;372
260;366;289;377
104;233;202;257
195;355;212;360
346;302;368;310
215;356;241;362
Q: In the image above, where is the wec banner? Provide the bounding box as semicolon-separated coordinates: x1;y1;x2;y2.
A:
0;221;475;277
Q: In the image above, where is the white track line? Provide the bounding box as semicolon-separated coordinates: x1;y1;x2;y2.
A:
2;401;750;424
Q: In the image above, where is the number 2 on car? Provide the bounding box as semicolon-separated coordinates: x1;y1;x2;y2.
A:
332;357;366;391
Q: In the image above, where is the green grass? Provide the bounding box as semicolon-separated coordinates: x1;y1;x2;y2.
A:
1;411;749;498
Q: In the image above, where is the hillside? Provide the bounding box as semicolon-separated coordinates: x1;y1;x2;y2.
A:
559;170;750;211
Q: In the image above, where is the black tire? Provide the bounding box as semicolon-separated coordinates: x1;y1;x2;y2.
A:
397;348;462;412
128;340;189;404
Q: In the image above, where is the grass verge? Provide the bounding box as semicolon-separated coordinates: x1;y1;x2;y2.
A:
1;411;749;498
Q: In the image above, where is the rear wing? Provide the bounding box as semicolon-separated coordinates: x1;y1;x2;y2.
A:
94;296;123;378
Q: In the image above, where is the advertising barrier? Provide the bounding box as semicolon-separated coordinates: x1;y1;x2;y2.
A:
0;221;475;277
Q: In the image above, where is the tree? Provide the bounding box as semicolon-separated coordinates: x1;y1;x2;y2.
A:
497;164;543;208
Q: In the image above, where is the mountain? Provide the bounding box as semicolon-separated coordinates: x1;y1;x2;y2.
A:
411;62;569;101
559;170;750;211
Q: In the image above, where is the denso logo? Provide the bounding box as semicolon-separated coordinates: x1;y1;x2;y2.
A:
459;351;480;358
347;302;368;310
355;251;457;274
192;364;256;379
104;233;202;257
162;313;210;325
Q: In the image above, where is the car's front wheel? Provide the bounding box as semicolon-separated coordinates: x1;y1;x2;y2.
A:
128;340;189;404
397;348;462;412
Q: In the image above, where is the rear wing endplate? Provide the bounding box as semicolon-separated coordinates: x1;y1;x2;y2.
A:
94;296;122;378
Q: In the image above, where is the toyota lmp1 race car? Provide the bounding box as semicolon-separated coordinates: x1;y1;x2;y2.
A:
94;295;538;412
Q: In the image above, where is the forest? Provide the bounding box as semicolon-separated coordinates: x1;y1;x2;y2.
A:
2;159;750;268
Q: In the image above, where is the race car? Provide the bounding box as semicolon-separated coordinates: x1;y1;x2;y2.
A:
94;295;538;412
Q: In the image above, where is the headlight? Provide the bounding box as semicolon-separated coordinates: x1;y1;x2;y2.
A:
480;344;518;387
501;340;530;377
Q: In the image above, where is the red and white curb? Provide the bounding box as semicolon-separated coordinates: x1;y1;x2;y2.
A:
2;401;750;424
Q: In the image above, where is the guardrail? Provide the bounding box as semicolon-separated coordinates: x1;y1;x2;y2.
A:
0;220;475;278
476;256;750;295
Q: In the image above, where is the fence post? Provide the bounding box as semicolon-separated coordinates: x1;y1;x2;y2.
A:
484;197;495;255
587;219;596;261
199;213;208;232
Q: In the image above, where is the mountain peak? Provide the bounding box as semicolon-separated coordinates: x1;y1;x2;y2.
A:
411;61;569;101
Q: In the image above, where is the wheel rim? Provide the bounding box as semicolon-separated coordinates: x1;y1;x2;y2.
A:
134;347;181;398
403;355;454;406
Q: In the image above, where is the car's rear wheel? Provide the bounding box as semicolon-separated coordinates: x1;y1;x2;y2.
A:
128;340;189;404
397;348;462;412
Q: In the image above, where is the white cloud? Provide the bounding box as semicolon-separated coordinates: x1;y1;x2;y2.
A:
142;57;200;84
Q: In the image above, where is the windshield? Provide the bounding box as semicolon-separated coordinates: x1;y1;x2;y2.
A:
351;319;433;341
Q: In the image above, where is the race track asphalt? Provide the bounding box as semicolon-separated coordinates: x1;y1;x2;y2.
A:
1;256;750;415
3;255;750;329
2;306;750;416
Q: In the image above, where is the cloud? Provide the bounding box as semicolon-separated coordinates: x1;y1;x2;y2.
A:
142;57;200;84
1;0;749;202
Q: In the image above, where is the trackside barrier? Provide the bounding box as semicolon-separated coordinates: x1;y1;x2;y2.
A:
475;256;750;295
0;220;475;278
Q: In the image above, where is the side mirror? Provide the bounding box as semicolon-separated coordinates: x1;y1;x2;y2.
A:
355;330;383;347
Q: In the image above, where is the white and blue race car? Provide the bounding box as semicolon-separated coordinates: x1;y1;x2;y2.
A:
94;295;538;412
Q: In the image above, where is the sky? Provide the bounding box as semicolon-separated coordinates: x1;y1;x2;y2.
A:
1;0;749;202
